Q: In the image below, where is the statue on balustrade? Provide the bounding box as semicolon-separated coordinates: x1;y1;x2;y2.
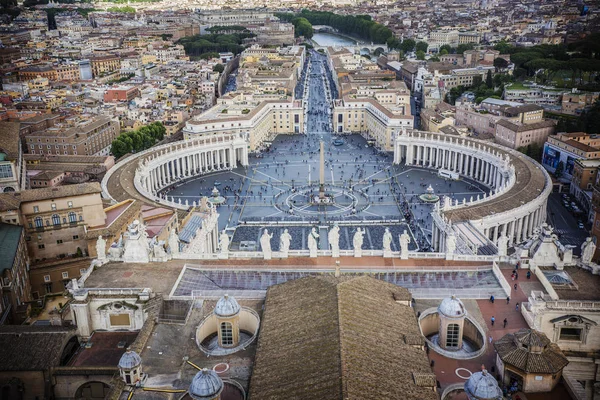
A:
279;229;292;258
329;224;340;258
353;228;364;258
308;227;319;258
581;237;597;266
261;229;273;260
399;230;411;260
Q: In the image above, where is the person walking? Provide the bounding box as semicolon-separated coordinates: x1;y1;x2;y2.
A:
490;295;495;304
527;270;531;279
503;318;508;328
514;283;518;291
515;303;520;311
489;336;493;344
506;296;510;304
491;316;495;326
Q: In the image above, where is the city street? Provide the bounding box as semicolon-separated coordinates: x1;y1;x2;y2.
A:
546;192;589;255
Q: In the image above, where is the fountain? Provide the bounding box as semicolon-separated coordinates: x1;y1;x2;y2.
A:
419;185;440;203
207;186;226;206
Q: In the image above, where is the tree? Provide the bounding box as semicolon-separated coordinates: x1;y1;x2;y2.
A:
111;138;131;159
440;48;449;56
213;64;224;73
554;161;564;178
486;70;493;88
292;17;313;39
493;57;509;72
456;43;475;54
416;50;425;60
400;38;415;53
415;41;428;53
387;37;401;50
439;44;453;54
494;40;513;55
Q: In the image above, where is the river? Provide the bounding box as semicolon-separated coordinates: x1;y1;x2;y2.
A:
312;32;357;47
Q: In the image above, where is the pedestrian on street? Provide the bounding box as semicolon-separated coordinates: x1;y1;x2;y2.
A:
503;318;507;328
489;336;493;344
514;283;518;291
515;272;518;280
527;271;531;279
491;316;495;326
490;295;495;303
515;303;520;311
506;296;510;304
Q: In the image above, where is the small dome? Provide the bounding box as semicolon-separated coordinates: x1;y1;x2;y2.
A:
189;368;224;400
214;294;240;317
118;349;142;369
464;369;503;400
438;295;467;318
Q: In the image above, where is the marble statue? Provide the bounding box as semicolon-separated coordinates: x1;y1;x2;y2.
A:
581;237;596;266
329;224;340;258
383;228;393;258
308;227;319;258
279;229;292;258
497;233;509;257
260;229;273;260
446;232;456;258
353;228;364;258
168;229;180;255
96;235;107;262
219;230;230;259
399;230;411;260
108;243;123;260
153;241;167;260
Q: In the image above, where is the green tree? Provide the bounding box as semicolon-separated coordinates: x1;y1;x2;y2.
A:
415;41;428;53
213;64;225;73
111;138;131;159
387;37;401;50
493;57;509;72
400;38;415;53
554;161;564;178
493;40;513;54
440;48;449;56
416;50;425;60
439;44;453;54
456;43;475;54
486;70;493;88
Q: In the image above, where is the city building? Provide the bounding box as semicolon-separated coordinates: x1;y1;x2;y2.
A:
25;115;119;157
0;223;31;324
0;182;105;264
542;132;600;180
0;121;27;193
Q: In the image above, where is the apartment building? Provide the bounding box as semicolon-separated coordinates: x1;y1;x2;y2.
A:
89;55;121;78
0;122;27;193
571;159;600;217
25;115;119;156
0;223;31;324
184;94;304;151
103;86;141;103
0;183;105;265
542;132;600;179
495;119;556;149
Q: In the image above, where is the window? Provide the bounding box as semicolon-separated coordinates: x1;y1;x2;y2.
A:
51;214;60;226
44;282;53;294
0;164;13;179
69;212;76;223
57;239;63;244
38;244;45;249
33;206;39;213
79;215;83;221
51;203;56;210
73;235;79;240
559;327;582;341
446;324;460;348
44;275;51;282
61;271;68;279
220;322;233;346
34;217;43;228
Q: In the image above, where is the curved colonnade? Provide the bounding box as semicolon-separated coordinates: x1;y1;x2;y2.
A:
102;133;249;210
393;130;552;252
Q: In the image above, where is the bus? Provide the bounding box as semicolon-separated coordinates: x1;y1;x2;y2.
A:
438;169;459;180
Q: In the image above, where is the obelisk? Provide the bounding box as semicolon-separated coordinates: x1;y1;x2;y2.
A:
319;140;325;199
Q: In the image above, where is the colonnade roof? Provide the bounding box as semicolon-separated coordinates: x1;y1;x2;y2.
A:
439;142;548;223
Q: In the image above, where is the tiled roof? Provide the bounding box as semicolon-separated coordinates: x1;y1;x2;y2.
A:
0;182;101;208
0;121;21;160
0;325;76;371
494;329;569;374
248;275;436;400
